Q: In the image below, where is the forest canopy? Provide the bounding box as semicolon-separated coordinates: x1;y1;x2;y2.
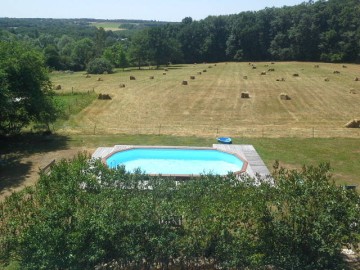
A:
0;0;359;71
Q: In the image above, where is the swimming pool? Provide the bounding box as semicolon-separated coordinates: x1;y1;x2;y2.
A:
105;147;247;177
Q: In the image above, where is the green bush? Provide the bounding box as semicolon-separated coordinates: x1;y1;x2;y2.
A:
86;58;113;74
0;155;359;269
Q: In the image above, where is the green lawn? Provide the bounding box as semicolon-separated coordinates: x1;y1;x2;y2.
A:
53;92;97;127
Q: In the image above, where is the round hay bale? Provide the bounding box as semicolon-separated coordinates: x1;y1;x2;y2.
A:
119;84;126;88
98;93;111;100
54;85;61;90
241;92;250;99
149;76;154;79
252;66;257;69
190;76;195;80
324;77;330;82
271;62;275;65
333;70;340;74
342;65;347;68
260;71;266;75
268;68;275;72
354;77;359;81
197;72;202;75
130;76;136;80
182;81;188;85
164;68;168;72
280;93;291;100
163;72;166;75
97;77;103;81
276;78;285;82
345;119;360;128
243;76;248;79
293;73;299;77
349;89;357;94
203;69;207;72
208;66;212;68
85;74;91;78
314;64;320;68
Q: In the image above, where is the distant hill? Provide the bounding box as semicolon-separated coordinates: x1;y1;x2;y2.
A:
0;18;176;37
88;19;176;32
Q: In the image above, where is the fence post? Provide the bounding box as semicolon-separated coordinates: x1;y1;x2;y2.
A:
93;123;96;135
158;124;162;135
312;127;315;138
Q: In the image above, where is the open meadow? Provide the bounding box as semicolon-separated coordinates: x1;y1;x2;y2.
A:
89;21;126;31
51;62;360;137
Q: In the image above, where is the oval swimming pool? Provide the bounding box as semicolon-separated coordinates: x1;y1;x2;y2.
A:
105;148;247;176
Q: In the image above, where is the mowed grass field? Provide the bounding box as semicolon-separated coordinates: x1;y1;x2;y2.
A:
51;62;360;137
89;21;127;31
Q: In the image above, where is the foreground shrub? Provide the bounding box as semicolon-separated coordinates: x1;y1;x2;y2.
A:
0;154;359;269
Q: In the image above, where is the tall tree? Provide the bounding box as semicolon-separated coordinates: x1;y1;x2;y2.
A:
71;38;96;71
146;27;182;67
128;30;151;69
0;41;58;134
103;43;128;70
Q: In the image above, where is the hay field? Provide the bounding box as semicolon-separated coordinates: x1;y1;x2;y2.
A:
51;62;360;137
89;21;125;31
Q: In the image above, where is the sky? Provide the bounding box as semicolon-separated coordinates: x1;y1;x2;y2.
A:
1;0;309;22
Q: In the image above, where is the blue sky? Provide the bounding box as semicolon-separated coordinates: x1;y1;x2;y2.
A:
1;0;309;22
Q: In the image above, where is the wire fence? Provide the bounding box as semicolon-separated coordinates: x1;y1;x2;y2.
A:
56;124;360;138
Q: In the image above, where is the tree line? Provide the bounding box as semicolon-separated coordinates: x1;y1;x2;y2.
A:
1;0;359;134
0;154;359;269
1;0;359;74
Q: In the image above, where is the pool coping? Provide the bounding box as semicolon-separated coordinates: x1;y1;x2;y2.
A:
92;144;271;181
101;146;248;178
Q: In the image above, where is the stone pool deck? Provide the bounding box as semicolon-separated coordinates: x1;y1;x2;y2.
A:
92;144;271;181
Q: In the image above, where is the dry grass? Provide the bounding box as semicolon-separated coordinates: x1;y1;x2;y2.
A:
50;62;360;137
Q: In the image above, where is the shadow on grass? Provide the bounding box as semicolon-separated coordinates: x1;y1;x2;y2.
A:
0;132;70;195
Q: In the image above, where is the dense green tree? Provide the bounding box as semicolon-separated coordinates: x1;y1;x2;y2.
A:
128;30;151;69
202;16;229;62
86;57;113;74
0;41;58;134
145;27;182;67
94;27;107;57
43;45;62;70
177;20;207;63
103;43;129;69
71;38;96;71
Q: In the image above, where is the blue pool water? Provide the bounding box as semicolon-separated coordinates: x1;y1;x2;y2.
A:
106;148;245;175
